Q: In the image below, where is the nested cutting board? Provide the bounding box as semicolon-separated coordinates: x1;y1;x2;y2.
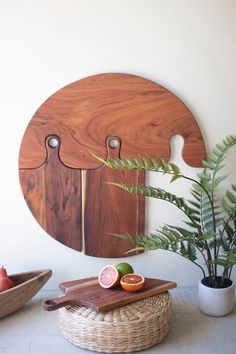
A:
42;276;177;312
83;137;145;257
19;73;206;257
19;136;82;250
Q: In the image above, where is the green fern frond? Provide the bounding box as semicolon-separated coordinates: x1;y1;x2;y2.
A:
213;254;236;268
188;200;200;210
106;183;199;222
94;154;182;178
226;189;236;219
232;184;236;192
204;136;236;170
211;175;228;189
154;226;198;261
190;189;202;202
220;234;230;252
199;135;236;194
100;136;236;282
224;223;235;242
222;195;236;214
197;172;211;181
114;226;198;262
226;190;236;205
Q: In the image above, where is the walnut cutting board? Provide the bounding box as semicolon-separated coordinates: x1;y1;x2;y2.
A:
42;276;177;312
19;73;206;257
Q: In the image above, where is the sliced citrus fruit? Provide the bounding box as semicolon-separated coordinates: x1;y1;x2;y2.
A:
98;265;120;289
116;262;134;277
120;274;145;292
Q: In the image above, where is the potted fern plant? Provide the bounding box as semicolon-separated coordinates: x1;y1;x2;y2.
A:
97;135;236;316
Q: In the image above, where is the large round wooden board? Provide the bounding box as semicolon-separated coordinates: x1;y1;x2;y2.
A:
19;73;205;169
19;73;206;257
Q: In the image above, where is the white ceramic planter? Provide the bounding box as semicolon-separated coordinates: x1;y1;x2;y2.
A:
198;279;235;316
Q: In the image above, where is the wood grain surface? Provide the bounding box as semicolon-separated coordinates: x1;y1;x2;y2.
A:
18;73;206;257
19;73;206;170
83;136;145;257
19;136;82;251
0;269;52;319
42;276;177;312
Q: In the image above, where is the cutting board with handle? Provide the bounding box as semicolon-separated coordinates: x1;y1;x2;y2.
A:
19;136;82;251
83;136;145;257
42;276;177;312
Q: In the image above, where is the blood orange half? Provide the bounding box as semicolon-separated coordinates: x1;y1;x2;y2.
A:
120;274;145;292
98;265;120;289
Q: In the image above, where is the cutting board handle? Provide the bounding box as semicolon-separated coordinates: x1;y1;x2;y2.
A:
42;294;73;311
106;136;121;159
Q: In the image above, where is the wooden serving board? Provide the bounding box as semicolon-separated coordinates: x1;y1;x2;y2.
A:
19;136;82;250
42;276;177;312
83;137;145;257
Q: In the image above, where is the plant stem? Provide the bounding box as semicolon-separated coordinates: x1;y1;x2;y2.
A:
191;260;206;279
160;249;206;278
228;232;236;253
181;175;216;231
180;174;217;282
217;214;234;257
210;190;218;280
198;189;213;282
144;171;215;281
229;267;233;279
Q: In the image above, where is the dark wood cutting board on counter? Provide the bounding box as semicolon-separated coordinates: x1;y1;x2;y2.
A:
19;73;206;257
42;276;177;312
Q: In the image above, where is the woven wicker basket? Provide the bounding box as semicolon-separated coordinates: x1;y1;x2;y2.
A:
58;292;172;353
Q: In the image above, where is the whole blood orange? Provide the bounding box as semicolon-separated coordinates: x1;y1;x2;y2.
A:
120;274;145;292
98;265;120;289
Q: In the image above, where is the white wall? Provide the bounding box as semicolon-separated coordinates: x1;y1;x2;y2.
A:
0;0;235;289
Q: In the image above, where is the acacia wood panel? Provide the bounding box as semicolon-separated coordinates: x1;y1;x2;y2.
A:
19;136;82;251
83;137;145;257
19;73;206;170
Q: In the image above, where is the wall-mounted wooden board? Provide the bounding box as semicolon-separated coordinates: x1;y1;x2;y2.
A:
18;73;206;257
83;137;145;257
19;136;82;251
19;73;206;170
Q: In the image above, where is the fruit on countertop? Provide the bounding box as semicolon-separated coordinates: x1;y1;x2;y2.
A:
120;274;145;292
98;265;120;289
0;266;8;278
116;262;134;277
0;266;13;292
0;277;13;292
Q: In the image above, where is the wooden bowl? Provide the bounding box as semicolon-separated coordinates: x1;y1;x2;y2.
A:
0;269;52;319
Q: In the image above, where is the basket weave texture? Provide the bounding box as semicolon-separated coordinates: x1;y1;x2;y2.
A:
59;292;172;353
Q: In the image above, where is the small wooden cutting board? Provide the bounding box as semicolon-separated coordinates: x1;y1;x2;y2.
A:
42;276;177;312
